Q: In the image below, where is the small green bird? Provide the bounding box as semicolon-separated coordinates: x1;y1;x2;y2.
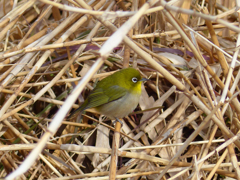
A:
70;68;147;120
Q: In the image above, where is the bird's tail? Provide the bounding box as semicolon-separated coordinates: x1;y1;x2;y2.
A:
67;106;84;120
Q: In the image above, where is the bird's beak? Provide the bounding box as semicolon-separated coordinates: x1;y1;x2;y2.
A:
139;78;149;82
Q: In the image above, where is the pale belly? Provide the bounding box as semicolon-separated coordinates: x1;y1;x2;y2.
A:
95;93;140;119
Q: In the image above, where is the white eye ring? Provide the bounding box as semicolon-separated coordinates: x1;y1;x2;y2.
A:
132;77;138;83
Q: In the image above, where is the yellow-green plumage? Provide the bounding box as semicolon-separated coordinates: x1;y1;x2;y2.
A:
75;68;145;119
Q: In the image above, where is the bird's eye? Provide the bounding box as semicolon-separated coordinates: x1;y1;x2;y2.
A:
132;77;138;83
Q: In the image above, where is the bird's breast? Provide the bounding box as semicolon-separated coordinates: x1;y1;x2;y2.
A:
95;92;140;119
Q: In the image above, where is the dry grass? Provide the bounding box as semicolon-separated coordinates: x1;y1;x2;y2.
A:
0;0;240;179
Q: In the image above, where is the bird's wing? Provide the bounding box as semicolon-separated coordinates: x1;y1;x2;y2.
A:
85;85;127;109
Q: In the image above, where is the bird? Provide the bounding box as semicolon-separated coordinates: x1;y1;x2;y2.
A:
69;67;147;121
